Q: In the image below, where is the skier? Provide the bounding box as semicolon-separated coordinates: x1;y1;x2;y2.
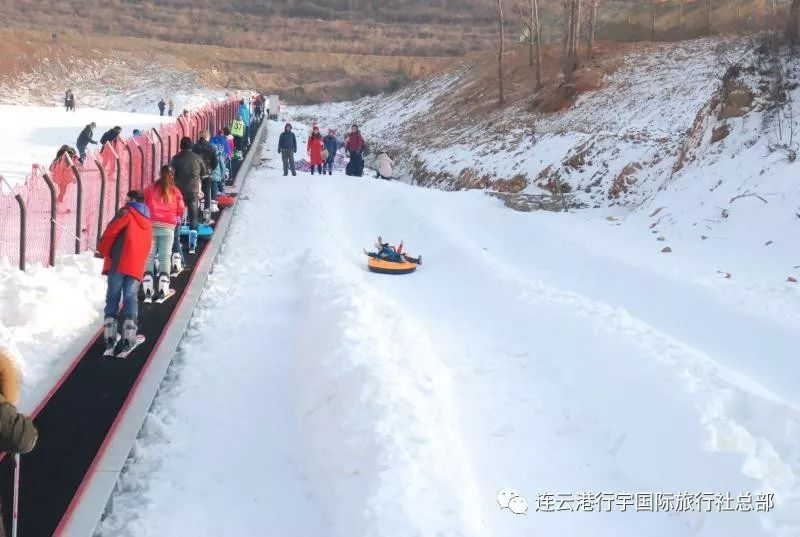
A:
0;348;38;537
132;129;142;138
168;98;175;117
193;131;219;217
100;126;122;146
307;125;324;175
253;94;263;121
170;137;207;254
158;98;166;116
143;166;185;303
375;153;395;180
278;123;297;176
345;124;365;176
238;99;252;149
323;129;338;175
76;122;98;161
96;190;152;356
209;135;229;203
231;116;246;153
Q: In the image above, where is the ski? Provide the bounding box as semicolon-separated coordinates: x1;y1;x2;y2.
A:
115;335;146;359
154;289;177;304
102;334;121;357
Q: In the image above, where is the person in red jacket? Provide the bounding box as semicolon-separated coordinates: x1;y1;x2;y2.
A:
307;124;324;175
96;190;152;353
143;165;185;301
345;124;366;177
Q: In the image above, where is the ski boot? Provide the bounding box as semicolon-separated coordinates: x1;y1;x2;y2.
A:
171;252;183;277
211;199;219;214
116;318;144;358
189;230;198;254
142;271;155;303
103;316;120;356
156;273;171;302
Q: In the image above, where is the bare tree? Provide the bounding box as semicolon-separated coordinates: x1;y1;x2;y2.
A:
586;0;599;60
516;0;543;87
498;0;506;106
563;0;582;81
707;0;712;32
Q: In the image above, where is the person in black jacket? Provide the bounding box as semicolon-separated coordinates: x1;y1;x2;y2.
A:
170;137;207;254
0;349;38;537
278;123;297;176
100;126;122;146
158;98;166;116
193;131;218;213
76;122;97;161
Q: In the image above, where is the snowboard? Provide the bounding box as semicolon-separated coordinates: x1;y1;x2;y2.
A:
116;335;146;359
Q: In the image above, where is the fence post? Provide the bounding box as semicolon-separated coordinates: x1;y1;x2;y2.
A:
0;177;27;271
178;117;186;138
152;128;163;168
66;154;83;254
15;193;25;271
114;144;122;214
167;134;173;163
41;173;57;267
94;156;107;247
136;141;146;188
124;144;133;195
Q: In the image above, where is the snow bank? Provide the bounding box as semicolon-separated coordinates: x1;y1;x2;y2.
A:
0;253;105;411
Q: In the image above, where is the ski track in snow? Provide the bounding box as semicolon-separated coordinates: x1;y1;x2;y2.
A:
97;121;799;537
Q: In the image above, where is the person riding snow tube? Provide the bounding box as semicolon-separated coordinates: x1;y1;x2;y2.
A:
365;237;421;274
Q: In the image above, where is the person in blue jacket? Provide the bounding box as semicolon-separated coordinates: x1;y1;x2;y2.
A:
323;129;338;176
238;99;252;149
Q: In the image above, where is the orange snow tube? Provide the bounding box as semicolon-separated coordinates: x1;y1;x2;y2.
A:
217;195;235;208
367;257;419;275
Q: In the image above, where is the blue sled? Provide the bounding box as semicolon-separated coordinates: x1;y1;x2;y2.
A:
180;224;214;239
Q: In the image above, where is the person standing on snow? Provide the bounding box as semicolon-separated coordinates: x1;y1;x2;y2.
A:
171;137;207;254
158;98;166;116
96;190;152;355
375;153;395;180
278;123;297;176
323;129;338;175
76;122;98;162
143;166;185;302
345;124;365;177
307;125;325;175
168;98;175;117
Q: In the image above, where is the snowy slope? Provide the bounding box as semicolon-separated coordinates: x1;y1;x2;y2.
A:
97;122;799;537
0;104;170;183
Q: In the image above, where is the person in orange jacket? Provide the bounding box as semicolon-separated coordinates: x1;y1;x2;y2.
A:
96;190;152;354
307;124;325;175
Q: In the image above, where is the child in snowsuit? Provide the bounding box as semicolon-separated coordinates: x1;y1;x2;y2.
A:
323;129;338;175
307;125;324;175
96;190;152;354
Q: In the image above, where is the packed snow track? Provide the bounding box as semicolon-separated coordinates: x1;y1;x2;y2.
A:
96;123;799;537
